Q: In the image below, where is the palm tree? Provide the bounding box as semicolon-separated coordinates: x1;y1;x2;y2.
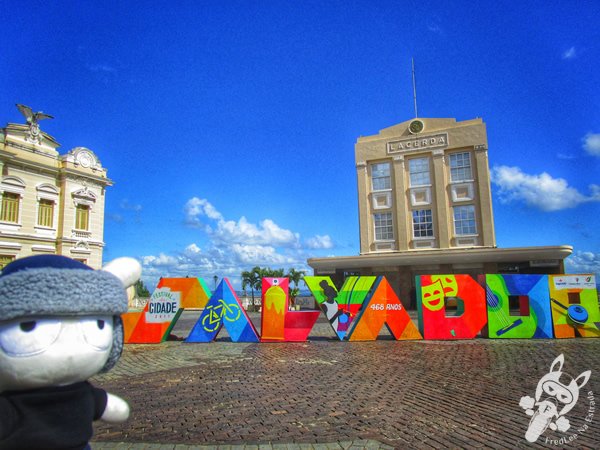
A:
286;268;306;308
262;267;284;278
241;266;262;311
241;268;256;310
241;267;287;311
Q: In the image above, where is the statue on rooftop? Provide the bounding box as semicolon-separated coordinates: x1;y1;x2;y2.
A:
15;103;54;144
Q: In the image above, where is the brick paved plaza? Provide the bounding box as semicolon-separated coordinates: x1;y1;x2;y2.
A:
91;312;600;449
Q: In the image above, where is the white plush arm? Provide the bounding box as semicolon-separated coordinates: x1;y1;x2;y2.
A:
102;257;142;289
101;392;130;423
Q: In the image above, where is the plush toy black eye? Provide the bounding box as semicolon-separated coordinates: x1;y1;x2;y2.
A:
20;321;37;332
80;316;112;350
0;319;61;356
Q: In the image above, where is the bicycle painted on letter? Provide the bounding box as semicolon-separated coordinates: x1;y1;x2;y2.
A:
202;299;242;332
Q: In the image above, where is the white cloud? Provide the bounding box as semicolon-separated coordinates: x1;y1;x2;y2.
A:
426;15;444;35
185;197;223;226
562;47;576;59
305;234;334;249
583;132;600;157
185;197;300;247
142;253;179;267
183;243;202;256
556;153;576;160
106;213;124;223
566;251;600;277
119;199;142;212
213;217;300;247
427;23;442;34
491;165;600;211
141;198;335;290
87;63;117;73
107;199;141;225
230;243;295;265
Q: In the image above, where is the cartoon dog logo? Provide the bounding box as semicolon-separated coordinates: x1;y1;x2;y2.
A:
519;354;591;443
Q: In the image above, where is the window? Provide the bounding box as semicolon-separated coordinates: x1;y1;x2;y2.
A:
371;163;391;191
373;213;394;241
35;184;59;230
75;204;90;230
449;152;473;182
412;209;434;238
1;193;20;223
408;157;431;187
450;183;474;202
454;205;477;235
371;192;392;209
37;199;54;228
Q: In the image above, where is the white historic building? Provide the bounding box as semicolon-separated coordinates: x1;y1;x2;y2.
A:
0;106;112;269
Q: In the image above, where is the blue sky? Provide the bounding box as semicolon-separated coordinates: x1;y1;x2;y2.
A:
2;1;599;289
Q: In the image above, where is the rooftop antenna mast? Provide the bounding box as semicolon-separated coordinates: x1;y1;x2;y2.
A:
411;58;418;118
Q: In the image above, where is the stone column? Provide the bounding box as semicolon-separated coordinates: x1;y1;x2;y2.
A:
474;145;496;247
392;155;409;251
356;161;370;254
432;150;450;248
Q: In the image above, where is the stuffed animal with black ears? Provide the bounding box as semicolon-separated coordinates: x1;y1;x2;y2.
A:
0;255;141;450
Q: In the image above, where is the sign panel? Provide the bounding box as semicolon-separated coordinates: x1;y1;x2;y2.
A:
146;288;181;323
387;132;448;154
552;275;596;290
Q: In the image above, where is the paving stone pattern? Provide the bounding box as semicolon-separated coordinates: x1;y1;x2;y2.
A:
92;313;600;449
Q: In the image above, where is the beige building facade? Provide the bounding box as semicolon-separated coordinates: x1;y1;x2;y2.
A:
0;118;112;269
308;117;572;308
356;117;495;253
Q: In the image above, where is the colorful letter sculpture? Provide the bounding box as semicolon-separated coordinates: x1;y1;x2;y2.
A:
549;275;600;338
123;277;211;344
123;287;183;343
121;273;600;345
261;278;320;342
185;279;259;342
304;276;376;340
349;277;422;341
156;277;212;309
484;274;553;339
261;277;287;341
417;275;487;339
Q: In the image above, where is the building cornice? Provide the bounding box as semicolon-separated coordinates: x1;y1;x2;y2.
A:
307;245;574;271
0;231;58;244
56;236;106;248
1;151;61;175
59;168;114;187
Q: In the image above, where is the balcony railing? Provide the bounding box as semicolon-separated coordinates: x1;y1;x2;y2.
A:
72;229;92;239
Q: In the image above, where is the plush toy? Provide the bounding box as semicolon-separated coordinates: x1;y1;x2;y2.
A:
0;255;141;450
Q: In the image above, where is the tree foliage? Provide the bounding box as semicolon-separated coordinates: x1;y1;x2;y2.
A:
286;268;306;303
240;266;307;309
135;279;151;297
